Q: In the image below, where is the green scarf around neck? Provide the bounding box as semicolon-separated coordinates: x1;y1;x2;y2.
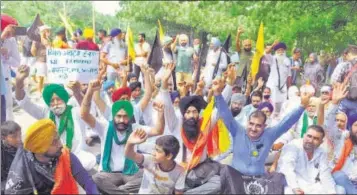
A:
101;121;139;175
301;111;317;138
49;105;74;150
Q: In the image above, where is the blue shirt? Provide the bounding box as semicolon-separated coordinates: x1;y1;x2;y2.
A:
215;95;304;176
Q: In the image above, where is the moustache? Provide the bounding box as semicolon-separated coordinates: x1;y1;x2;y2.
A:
183;118;199;139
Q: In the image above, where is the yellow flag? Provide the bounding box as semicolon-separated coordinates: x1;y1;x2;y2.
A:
250;22;264;80
158;19;164;44
58;12;74;37
126;26;136;61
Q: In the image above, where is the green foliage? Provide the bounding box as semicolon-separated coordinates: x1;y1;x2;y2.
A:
1;1;118;37
117;1;357;56
2;1;357;56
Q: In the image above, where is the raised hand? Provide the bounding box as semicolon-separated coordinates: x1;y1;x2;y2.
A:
162;63;175;82
88;79;102;93
67;81;81;94
247;74;253;86
300;92;312;108
237;27;244;35
127;129;148;145
16;65;30;81
225;64;237;85
331;82;348;105
212;78;225;96
153;102;165;113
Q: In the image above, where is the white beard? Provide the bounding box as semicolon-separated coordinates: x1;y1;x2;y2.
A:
276;53;286;64
50;104;66;116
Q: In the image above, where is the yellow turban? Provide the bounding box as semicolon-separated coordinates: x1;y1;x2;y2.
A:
83;28;94;39
24;119;57;154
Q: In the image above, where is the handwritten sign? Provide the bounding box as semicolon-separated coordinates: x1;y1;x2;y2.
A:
46;48;99;84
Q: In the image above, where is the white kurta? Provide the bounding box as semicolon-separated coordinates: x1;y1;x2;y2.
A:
203;49;227;88
266;55;291;104
16;94;96;171
277;139;337;194
324;104;357;180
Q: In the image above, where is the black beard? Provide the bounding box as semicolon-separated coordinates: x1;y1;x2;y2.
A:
114;121;129;132
351;133;357;145
244;48;251;52
231;108;242;117
183;118;199;140
44;149;62;158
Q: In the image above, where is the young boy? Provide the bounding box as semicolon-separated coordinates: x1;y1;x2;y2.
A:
1;121;22;192
125;129;183;194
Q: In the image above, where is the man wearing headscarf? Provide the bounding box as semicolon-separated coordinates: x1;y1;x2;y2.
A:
76;28;99;51
101;28;129;83
52;27;69;49
235;90;263;127
92;66;152;125
321;83;357;194
14;65;96;171
171;34;195;85
235;27;254;87
4;119;98;194
303;53;325;92
266;42;292;115
68;28;82;48
230;93;246;117
80;80;165;194
203;37;228;88
1;14;20;121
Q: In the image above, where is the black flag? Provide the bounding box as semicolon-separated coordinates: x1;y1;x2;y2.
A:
194;31;209;91
147;31;163;74
212;34;231;80
27;14;43;42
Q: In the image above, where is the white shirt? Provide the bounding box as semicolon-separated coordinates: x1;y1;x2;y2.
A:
276;113;315;145
203;49;228;87
266;55;291;104
93;118;151;172
138;154;184;194
277;139;337;194
16;94;96;170
103;39;127;73
1;37;20;78
324;104;357;180
134;42;150;66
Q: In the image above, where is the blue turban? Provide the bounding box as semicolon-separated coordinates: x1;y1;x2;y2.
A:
110;28;121;37
347;113;357;130
103;80;115;91
211;37;221;50
273;42;287;51
258;102;274;113
170;91;180;103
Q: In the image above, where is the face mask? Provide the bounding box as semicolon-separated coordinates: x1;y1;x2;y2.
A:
183;118;199;140
263;95;270;100
114;121;129;132
231;107;242;117
50;104;66;116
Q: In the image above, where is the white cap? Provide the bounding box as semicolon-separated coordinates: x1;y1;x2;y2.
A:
38;25;51;32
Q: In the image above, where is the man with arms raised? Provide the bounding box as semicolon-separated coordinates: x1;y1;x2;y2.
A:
80;79;165;194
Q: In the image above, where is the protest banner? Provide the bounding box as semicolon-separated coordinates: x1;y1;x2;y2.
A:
46;48;99;84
